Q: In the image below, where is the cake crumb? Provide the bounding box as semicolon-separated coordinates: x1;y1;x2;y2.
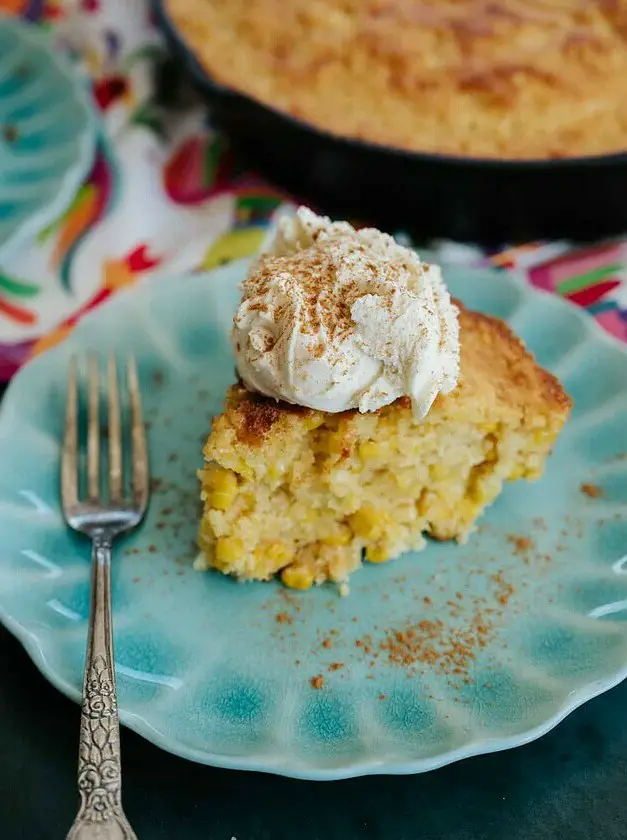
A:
339;582;350;597
2;124;18;142
580;482;604;498
310;675;324;690
507;535;534;555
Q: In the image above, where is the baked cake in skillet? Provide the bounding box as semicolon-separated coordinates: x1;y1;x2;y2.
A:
165;0;627;159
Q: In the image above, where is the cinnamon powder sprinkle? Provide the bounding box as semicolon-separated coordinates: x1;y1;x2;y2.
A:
507;535;534;555
241;234;417;347
275;612;292;624
491;572;515;607
580;482;604;498
2;124;18;143
321;638;333;649
310;675;324;690
368;609;496;677
328;662;344;672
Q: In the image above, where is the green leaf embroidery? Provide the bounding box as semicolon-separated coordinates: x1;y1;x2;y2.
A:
0;273;40;298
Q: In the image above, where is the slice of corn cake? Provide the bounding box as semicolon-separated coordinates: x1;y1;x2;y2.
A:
197;304;571;589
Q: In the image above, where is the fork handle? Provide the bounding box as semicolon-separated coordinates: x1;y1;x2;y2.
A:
67;533;137;840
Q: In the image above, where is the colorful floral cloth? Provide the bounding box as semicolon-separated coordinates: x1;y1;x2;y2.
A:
0;0;626;381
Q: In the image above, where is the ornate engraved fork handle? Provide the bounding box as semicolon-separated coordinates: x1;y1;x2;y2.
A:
67;532;137;840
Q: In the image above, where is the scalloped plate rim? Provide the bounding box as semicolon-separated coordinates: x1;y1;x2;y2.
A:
2;607;627;781
0;14;98;260
1;258;627;780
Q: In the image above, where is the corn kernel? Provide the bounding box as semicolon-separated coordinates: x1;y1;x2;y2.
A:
366;544;390;563
267;464;284;483
322;528;351;546
214;536;244;568
209;489;236;510
281;565;314;590
317;430;347;456
263;540;293;567
204;466;224;487
457;499;478;521
359;440;385;461
232;458;253;480
304;413;325;431
291;502;317;525
430;463;448;481
348;506;385;540
207;467;236;490
207;468;238;510
507;466;525;481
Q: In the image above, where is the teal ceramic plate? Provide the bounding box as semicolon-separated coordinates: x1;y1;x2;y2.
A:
0;260;626;780
0;16;97;260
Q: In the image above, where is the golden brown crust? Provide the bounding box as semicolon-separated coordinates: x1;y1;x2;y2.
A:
449;305;572;415
229;385;313;444
220;303;571;447
165;0;627;159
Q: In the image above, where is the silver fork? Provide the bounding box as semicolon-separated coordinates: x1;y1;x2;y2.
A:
61;356;148;840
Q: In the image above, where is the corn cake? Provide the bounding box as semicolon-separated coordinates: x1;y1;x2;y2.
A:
197;304;571;589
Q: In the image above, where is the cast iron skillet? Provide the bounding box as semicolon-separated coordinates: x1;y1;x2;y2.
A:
154;0;627;244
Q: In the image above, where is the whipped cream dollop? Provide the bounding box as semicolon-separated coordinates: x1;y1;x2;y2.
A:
232;207;460;417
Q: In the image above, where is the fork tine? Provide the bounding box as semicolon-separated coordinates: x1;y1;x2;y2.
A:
107;356;123;502
127;355;148;512
87;355;100;503
61;356;79;509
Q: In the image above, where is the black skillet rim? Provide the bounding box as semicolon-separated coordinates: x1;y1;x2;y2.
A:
153;0;627;175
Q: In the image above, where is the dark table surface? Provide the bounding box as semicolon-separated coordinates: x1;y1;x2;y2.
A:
0;384;626;840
